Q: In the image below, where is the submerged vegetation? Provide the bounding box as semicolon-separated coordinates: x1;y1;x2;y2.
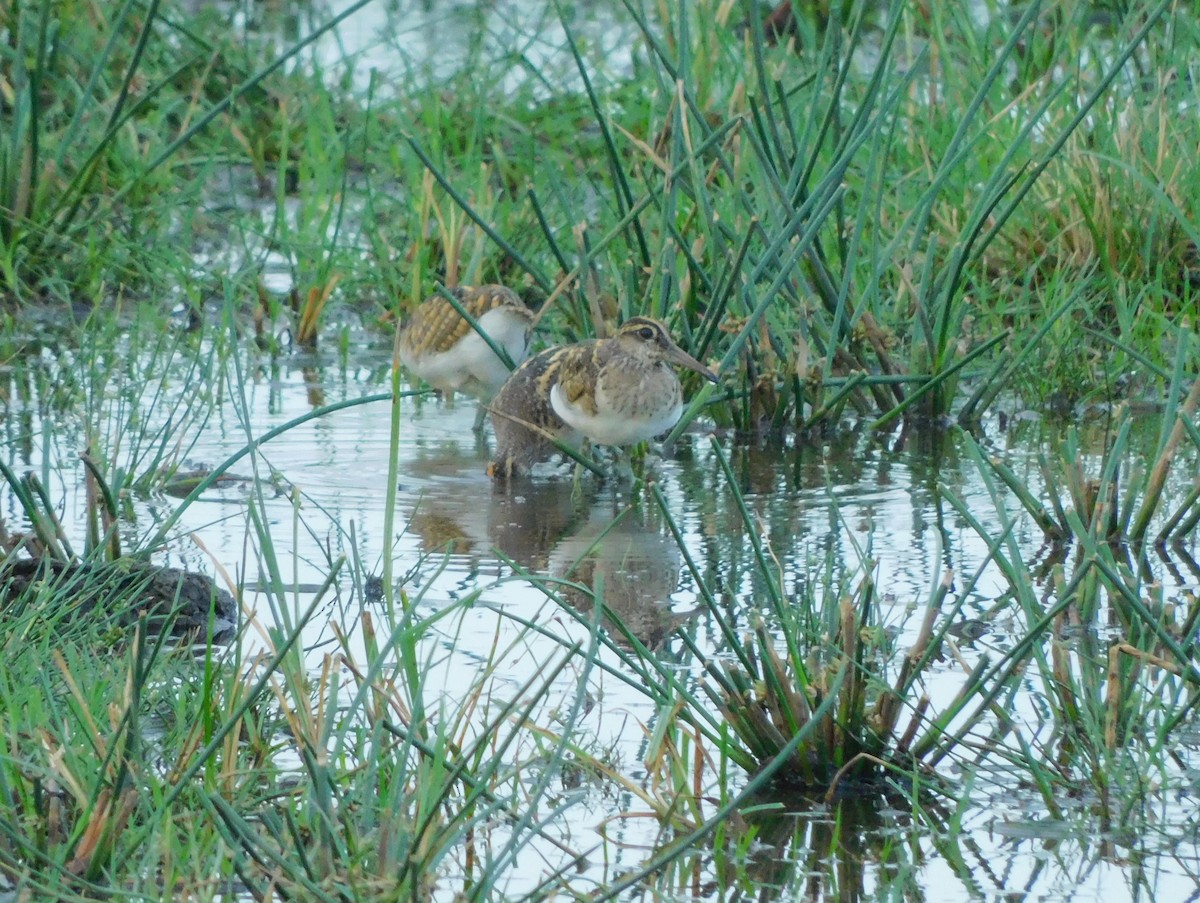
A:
1;0;1199;898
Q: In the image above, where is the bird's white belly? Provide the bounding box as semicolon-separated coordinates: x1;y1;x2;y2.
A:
550;384;682;447
407;308;529;395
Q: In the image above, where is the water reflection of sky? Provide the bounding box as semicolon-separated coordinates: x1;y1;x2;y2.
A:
5;336;1198;900
199;0;639;95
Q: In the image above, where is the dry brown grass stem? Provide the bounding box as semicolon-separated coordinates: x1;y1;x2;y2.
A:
1131;362;1200;541
1105;641;1183;750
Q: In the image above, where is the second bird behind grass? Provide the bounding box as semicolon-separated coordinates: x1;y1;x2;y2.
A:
488;317;718;480
398;284;534;432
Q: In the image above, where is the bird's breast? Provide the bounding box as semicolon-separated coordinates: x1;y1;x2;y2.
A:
550;363;683;447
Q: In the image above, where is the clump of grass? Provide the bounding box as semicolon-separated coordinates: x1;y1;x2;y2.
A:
951;431;1200;823
992;26;1200;293
1;0;167;298
0;0;373;306
202;599;595;899
702;601;937;795
0;320;600;898
983;323;1200;545
0;441;237;643
520;440;994;799
382;0;1183;437
666;443;996;795
3;0;1193;429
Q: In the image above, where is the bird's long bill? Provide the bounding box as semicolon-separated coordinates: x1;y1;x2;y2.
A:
666;344;719;383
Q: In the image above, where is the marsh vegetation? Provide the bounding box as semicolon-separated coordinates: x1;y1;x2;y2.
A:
1;0;1199;899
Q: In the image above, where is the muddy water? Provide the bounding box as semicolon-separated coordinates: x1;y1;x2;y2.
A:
5;334;1196;900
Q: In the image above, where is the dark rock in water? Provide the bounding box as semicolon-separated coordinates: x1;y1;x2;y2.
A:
0;556;237;642
363;573;384;605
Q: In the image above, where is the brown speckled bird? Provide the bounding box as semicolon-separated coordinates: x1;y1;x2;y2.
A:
488;317;718;479
398;285;533;431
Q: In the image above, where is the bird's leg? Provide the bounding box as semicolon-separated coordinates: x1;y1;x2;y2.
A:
614;447;637;484
571;460;586;499
472;403;488;435
571;440;596;500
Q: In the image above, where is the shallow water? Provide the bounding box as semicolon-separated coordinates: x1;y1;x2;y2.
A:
195;0;640;96
3;330;1198;900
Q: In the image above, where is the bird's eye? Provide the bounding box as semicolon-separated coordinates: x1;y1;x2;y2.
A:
637;326;655;340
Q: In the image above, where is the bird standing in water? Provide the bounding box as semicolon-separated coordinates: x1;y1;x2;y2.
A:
398;285;534;432
488;317;718;479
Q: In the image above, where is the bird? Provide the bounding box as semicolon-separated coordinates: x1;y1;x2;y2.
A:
397;285;534;431
488;316;718;479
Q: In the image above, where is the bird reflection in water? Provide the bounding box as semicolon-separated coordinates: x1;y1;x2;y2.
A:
403;474;696;650
543;502;698;651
